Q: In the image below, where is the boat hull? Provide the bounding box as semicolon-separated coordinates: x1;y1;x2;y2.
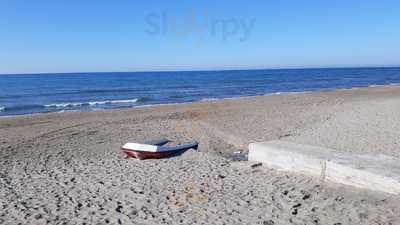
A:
121;141;199;160
121;148;190;160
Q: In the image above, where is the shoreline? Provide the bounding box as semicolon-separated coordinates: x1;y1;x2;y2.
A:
1;84;400;120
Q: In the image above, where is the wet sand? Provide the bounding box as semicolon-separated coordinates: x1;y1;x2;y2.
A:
1;85;400;224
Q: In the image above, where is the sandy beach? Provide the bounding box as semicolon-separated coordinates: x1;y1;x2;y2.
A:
1;85;400;225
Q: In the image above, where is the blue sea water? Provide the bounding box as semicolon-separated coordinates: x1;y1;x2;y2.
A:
1;67;400;117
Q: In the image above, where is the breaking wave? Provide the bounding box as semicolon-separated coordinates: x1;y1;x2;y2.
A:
45;98;140;108
200;98;220;102
0;99;142;115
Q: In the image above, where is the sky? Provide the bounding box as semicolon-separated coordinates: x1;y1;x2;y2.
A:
1;0;400;74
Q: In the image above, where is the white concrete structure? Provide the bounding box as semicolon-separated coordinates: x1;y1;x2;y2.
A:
249;141;400;195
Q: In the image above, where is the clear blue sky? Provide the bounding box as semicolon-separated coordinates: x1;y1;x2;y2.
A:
1;0;400;74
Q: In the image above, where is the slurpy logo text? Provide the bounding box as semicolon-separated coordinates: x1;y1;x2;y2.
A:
145;11;256;46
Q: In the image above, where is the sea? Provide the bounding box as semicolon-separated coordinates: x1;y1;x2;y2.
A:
1;67;400;117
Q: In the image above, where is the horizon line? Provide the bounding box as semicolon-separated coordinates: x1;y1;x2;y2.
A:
1;65;400;76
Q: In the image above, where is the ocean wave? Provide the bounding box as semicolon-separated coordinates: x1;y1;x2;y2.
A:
264;91;311;96
45;102;88;108
57;110;80;113
200;98;220;102
0;98;144;115
368;84;386;88
0;88;142;100
46;98;140;108
88;98;139;106
200;96;254;102
0;104;46;112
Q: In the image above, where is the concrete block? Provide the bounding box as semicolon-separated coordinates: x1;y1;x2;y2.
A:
249;141;400;195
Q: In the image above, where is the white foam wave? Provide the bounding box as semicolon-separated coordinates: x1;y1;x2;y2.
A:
45;102;86;108
46;99;139;108
264;91;310;96
200;98;220;102
89;98;138;106
368;84;386;88
200;96;265;103
0;106;4;112
57;110;80;113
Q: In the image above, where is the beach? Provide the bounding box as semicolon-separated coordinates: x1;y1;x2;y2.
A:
1;85;400;224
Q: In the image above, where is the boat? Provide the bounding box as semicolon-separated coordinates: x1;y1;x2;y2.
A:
121;139;199;160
